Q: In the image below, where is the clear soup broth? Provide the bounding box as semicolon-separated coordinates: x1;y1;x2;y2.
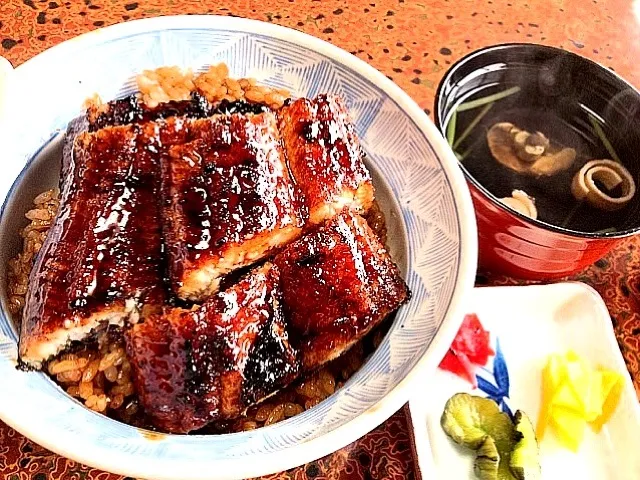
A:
447;84;640;234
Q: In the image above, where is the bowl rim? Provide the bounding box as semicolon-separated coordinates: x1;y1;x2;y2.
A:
0;15;478;480
433;41;640;240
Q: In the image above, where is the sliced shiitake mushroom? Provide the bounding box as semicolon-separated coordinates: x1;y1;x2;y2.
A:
487;122;576;177
513;129;550;163
571;159;635;211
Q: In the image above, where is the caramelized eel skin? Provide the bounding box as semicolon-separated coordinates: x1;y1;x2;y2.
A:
126;263;300;433
278;94;374;226
162;112;304;301
274;211;410;370
87;93;269;131
127;212;409;433
19;121;169;367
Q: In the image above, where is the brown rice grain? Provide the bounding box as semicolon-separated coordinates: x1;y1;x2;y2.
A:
295;379;321;399
24;208;52;221
111;382;134;397
242;421;258;431
95;396;108;412
110;394;125;410
304;398;322;410
49;358;88;375
224;78;241;94
319;369;336;396
264;404;285;426
255;404;274;422
94;371;105;390
57;369;82;384
67;386;80;397
33;190;56;204
284;403;304;417
82;359;100;382
104;365;118;382
99;351;120;371
244;89;265;103
79;381;93;400
85;394;99;409
116;369;130;385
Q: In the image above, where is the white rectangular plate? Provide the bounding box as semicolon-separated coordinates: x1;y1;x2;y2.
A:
409;282;640;480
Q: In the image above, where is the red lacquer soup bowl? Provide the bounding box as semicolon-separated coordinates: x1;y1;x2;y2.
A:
434;44;640;280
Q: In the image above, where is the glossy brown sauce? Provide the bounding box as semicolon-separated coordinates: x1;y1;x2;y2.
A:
68;126;165;311
21;124;167;352
278;94;371;216
164;112;303;269
127;264;300;432
23;91;406;435
274;212;409;370
89;93;270;131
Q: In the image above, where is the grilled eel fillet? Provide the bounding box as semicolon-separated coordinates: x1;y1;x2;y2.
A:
162;112;304;301
86;93;270;131
20;109;306;366
126;262;299;433
19;121;168;369
126;211;409;433
278;94;375;226
274;210;410;371
161;94;374;301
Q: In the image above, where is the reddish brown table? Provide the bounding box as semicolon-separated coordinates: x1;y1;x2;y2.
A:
1;1;639;478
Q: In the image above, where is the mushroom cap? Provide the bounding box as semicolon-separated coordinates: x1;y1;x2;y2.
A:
487;122;576;177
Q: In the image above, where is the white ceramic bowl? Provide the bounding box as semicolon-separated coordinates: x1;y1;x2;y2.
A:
0;16;477;480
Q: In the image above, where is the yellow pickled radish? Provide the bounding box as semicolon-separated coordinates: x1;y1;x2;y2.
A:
590;368;624;432
550;383;582;413
546;354;568;390
584;371;603;422
537;354;567;439
563;351;590;403
550;406;586;452
537;351;624;451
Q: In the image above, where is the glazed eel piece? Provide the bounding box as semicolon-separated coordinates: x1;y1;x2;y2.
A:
161;111;305;301
160;94;375;301
278;94;375;226
126;262;299;433
19;120;172;369
274;210;410;371
86;93;270;131
126;211;410;433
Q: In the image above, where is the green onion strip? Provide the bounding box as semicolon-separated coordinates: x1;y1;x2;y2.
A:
588;114;621;164
452;102;494;150
456;86;521;112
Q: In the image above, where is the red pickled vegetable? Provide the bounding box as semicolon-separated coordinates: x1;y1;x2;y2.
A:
439;313;494;386
440;350;477;386
451;313;495;365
